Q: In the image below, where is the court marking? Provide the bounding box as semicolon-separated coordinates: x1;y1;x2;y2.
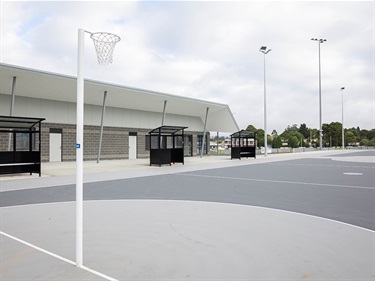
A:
343;172;363;176
0;230;118;281
179;173;375;190
269;162;375;169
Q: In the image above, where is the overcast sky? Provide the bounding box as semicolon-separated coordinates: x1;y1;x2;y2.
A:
1;1;374;134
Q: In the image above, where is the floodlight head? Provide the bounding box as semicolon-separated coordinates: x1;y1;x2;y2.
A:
311;38;326;43
259;46;271;54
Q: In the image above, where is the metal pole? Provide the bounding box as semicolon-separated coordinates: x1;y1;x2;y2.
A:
162;100;167;126
318;42;322;150
200;107;209;158
259;46;271;156
8;76;17;151
76;28;84;268
39;121;42;177
263;53;267;156
341;87;345;150
217;131;219;155
10;76;16;116
97;91;107;163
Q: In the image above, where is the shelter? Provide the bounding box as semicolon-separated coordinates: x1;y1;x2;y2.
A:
0;115;45;176
230;130;256;160
148;126;187;166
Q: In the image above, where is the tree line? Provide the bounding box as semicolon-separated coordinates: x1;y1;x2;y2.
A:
245;123;375;148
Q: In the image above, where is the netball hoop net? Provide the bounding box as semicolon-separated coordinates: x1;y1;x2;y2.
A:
89;32;121;65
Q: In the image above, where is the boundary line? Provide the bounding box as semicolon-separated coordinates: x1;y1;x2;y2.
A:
0;231;118;281
268;162;375;169
179;173;375;190
203;200;375;233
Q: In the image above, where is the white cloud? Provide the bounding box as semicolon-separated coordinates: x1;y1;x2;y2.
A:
1;1;373;133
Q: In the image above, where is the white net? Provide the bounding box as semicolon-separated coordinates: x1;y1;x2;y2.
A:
90;32;121;65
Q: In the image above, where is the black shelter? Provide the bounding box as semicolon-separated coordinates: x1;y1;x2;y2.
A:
0;116;45;176
148;125;187;166
230;130;256;160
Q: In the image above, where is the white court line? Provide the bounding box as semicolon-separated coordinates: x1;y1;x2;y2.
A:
0;231;118;281
234;202;375;233
268;162;375;169
179;173;375;190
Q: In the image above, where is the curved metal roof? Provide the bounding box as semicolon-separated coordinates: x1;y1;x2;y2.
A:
0;63;239;132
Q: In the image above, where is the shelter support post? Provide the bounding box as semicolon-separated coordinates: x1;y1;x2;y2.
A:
39;120;42;176
97;91;107;163
8;76;17;151
162;100;167;126
200;107;209;158
10;76;16;116
217;131;219;155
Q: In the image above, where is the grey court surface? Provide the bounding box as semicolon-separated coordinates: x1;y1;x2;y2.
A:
1;150;374;280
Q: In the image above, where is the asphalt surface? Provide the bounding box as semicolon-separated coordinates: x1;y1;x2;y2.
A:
1;152;374;230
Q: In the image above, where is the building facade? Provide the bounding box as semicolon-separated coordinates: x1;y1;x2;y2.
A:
0;63;239;162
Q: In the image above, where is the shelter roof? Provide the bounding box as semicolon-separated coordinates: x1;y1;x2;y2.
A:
149;125;188;135
0;115;45;130
230;130;256;138
0;63;239;133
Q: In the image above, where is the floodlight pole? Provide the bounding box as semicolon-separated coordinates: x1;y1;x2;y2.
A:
76;28;85;268
259;46;271;156
311;38;326;150
341;87;345;150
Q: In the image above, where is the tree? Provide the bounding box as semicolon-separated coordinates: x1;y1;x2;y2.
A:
347;128;359;137
280;130;289;139
310;128;319;140
288;136;299;148
285;124;299;132
298;123;309;138
256;128;265;148
281;124;300;140
322;122;342;147
366;129;375;140
322;123;330;147
302;139;310;148
345;131;356;146
246;124;257;131
267;135;273;146
329;122;343;147
359;129;369;139
273;136;282;148
360;139;371;147
271;129;278;139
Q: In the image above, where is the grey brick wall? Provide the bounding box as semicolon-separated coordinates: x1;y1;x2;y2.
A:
1;122;208;162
